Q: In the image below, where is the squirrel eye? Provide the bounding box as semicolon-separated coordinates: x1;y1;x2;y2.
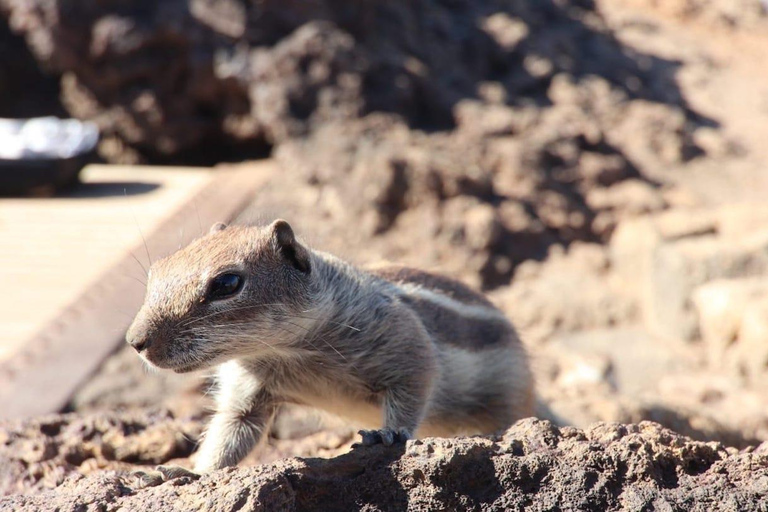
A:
206;273;243;301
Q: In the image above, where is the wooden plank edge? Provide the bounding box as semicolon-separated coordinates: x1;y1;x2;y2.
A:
0;161;277;421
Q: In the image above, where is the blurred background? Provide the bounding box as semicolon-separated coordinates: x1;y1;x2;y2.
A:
2;0;768;493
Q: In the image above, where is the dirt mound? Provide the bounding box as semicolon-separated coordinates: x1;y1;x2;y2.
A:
0;409;202;496
3;414;767;510
1;0;717;287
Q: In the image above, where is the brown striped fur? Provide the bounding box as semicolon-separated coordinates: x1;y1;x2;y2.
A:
369;266;495;307
126;220;535;474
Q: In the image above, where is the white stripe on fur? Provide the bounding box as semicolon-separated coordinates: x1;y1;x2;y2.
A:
396;283;507;322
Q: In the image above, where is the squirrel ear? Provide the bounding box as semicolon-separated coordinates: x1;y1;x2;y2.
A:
270;220;311;274
209;222;228;234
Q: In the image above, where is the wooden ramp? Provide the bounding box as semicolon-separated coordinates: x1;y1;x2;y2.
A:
0;162;275;420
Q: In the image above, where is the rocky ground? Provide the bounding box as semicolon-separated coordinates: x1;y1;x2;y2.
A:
3;0;768;509
4;416;767;511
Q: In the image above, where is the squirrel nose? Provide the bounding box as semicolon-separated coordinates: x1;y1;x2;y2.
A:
127;334;150;353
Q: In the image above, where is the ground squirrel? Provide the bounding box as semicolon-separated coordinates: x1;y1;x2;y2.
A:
126;220;534;478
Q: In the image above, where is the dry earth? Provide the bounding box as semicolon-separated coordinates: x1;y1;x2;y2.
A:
2;414;767;511
2;0;768;509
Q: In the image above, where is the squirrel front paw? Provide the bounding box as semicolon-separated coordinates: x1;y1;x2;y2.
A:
129;465;201;489
357;428;411;447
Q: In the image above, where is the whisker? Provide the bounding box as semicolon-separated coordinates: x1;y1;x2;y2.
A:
122;272;147;288
179;301;363;334
280;312;362;333
127;251;148;277
317;335;348;363
182;325;281;355
285;324;350;364
271;325;339;363
179;303;289;327
125;188;152;267
212;317;350;365
140;228;152;267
